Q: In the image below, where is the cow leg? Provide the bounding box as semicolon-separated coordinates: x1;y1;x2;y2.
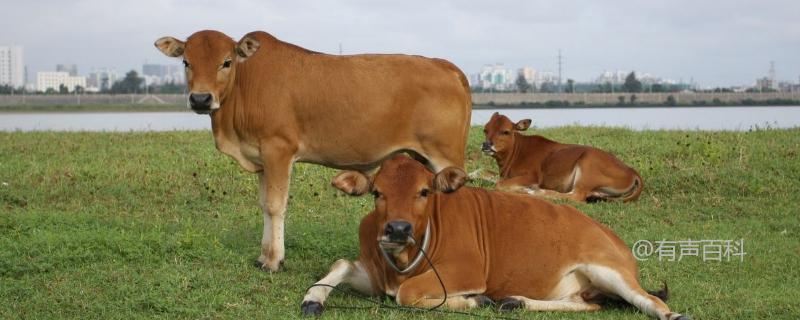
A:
417;143;466;177
256;150;294;271
497;295;600;312
495;174;539;193
396;270;488;310
530;188;591;203
581;265;687;320
300;259;375;316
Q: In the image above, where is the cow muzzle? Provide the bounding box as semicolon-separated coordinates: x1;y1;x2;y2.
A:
383;220;413;245
188;92;215;114
481;141;496;155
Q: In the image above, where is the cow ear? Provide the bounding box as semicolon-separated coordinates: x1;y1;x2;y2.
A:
433;167;467;193
515;119;532;131
154;37;185;57
491;111;499;118
331;171;371;196
236;36;261;61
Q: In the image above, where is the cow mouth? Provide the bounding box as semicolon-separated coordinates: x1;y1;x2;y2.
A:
378;236;415;252
377;221;431;274
482;148;496;156
192;108;213;115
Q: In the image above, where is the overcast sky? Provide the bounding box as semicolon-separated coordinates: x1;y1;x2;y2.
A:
1;0;798;87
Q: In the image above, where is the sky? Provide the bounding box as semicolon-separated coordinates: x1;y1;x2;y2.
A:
1;0;798;87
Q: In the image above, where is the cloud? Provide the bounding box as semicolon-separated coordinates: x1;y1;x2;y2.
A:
0;0;797;86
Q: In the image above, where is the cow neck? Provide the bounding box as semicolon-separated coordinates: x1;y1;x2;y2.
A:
210;91;236;141
497;133;524;178
378;220;432;275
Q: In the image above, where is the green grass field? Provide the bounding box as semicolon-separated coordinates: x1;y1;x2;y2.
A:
1;127;798;319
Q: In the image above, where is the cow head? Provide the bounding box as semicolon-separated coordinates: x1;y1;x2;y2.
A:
331;156;466;255
154;30;261;114
482;112;531;157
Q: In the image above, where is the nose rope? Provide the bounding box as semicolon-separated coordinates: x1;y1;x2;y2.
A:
378;220;431;274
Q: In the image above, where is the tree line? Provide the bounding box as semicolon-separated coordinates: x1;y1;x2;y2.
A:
473;71;691;94
0;70;186;95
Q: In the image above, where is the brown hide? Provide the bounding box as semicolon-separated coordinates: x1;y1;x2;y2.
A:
484;113;643;202
308;156;682;319
204;31;471;173
155;30;471;270
357;184;637;301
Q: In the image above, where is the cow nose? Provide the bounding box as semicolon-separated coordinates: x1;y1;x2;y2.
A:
189;93;213;110
481;141;493;151
385;220;413;241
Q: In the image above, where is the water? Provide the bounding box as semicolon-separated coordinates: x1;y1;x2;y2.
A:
471;106;800;131
0;112;209;132
1;106;799;132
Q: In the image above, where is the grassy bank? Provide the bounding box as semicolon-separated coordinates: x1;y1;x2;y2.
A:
1;127;799;319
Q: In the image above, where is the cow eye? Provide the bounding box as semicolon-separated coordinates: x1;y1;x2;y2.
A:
371;190;381;199
221;59;232;69
182;60;190;68
502;130;510;135
420;188;430;197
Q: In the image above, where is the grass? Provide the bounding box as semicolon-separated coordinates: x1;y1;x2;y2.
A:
1;126;799;319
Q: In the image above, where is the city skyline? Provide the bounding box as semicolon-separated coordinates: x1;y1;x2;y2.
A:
1;0;798;88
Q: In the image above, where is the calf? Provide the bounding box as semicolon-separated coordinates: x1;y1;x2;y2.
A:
482;112;643;202
301;156;686;320
154;30;471;270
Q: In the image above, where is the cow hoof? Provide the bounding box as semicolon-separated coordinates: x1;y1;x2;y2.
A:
300;300;324;317
466;294;494;308
253;259;286;272
497;297;523;312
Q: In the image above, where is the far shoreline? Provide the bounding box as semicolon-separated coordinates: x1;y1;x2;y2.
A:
2;103;800;113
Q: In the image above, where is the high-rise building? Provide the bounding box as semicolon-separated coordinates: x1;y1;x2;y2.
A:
475;64;515;90
37;71;87;92
87;68;118;92
142;63;185;85
519;67;536;84
56;64;78;76
0;45;25;88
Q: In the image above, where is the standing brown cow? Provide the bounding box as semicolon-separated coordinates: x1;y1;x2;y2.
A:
154;30;471;271
482;112;643;202
301;156;687;320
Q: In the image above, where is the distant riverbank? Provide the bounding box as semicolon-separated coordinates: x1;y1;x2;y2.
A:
1;92;799;112
3;101;800;113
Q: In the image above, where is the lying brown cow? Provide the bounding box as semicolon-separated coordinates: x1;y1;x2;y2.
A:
482;112;643;202
301;156;687;320
154;30;471;271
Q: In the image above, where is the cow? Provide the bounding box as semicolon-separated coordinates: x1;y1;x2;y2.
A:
154;30;471;271
300;155;687;320
481;112;643;202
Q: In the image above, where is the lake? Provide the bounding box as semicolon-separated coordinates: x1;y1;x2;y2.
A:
1;106;799;132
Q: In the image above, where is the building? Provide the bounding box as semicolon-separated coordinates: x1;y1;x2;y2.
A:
0;45;25;88
142;63;185;85
86;68;118;92
519;67;536;84
755;77;774;91
37;71;87;92
56;64;78;76
473;64;516;90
